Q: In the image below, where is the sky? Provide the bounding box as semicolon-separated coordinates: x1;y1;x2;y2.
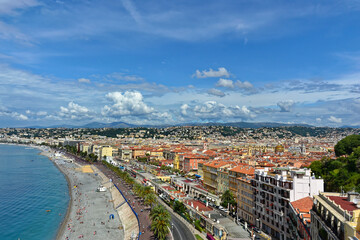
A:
0;0;360;127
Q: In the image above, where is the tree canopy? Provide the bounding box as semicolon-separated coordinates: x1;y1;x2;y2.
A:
311;135;360;193
220;190;237;210
334;134;360;157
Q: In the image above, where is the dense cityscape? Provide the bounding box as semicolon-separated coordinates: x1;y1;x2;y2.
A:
1;126;360;240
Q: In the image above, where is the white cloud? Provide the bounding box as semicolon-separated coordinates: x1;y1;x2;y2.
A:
16;114;28;120
180;104;189;115
102;91;154;117
328;116;342;123
316;117;322;122
59;102;91;119
186;101;254;121
0;106;28;120
207;88;225;97
193;67;230;78
78;78;91;83
235;80;253;89
277;100;295;112
0;0;39;15
216;78;234;88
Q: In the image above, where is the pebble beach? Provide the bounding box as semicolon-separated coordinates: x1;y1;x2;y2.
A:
41;149;124;240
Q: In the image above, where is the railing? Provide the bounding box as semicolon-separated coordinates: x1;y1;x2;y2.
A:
113;184;141;240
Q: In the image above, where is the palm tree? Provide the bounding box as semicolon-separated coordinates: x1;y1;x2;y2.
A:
144;193;157;207
150;204;171;240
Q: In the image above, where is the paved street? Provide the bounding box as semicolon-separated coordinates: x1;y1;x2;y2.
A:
169;210;196;240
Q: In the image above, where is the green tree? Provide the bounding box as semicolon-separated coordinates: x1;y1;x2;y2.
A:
173;200;186;215
334;135;360;157
144;193;157;207
150;204;171;240
221;190;236;211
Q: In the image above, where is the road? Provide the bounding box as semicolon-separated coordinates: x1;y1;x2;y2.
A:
169;210;196;240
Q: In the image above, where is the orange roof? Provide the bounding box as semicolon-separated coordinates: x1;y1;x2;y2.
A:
291;196;313;213
230;165;254;175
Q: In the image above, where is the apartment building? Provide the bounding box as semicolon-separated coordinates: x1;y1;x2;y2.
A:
252;167;323;240
203;161;232;194
228;164;249;196
100;146;112;159
119;148;132;161
311;192;360;240
288;196;313;240
217;168;229;195
237;174;255;226
181;154;208;172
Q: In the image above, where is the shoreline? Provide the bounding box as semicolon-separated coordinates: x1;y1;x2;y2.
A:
1;143;126;240
44;148;124;240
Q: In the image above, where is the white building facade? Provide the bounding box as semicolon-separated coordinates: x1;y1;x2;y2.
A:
252;167;323;240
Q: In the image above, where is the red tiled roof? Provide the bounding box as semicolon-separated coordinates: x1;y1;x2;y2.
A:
185;200;213;212
328;196;358;215
291;197;313;213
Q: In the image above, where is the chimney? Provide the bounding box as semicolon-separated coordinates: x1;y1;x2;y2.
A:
196;206;199;211
347;192;359;202
191;202;194;208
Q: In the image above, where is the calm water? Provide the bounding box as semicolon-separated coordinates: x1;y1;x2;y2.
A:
0;144;69;240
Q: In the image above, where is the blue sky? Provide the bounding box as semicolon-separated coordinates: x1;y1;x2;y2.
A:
1;0;360;127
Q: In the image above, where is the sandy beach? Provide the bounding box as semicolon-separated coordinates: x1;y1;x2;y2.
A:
40;148;124;240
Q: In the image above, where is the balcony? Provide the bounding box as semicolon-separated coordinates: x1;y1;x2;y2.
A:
311;208;340;240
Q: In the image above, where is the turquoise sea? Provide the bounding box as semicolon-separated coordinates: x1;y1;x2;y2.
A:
0;144;69;240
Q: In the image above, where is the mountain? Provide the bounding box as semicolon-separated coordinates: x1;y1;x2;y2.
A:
82;121;137;128
177;121;313;129
25;121;314;129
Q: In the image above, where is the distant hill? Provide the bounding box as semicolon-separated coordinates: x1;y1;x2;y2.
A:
82;121;136;128
76;121;314;129
36;121;313;129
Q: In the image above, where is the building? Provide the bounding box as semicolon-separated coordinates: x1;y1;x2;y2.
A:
217;168;229;195
237;174;255;226
252;167;324;240
288;196;313;240
119;148;132;161
181;154;208;172
100;146;113;159
203;161;232;194
311;192;360;240
228;164;248;196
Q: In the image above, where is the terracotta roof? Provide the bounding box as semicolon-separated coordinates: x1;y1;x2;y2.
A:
185;200;213;212
328;196;359;215
291;197;313;213
230;165;254;175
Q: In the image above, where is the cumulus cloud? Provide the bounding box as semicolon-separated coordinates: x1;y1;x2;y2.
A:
78;78;91;83
182;101;254;121
235;80;253;89
328;116;342;123
277;100;295;112
59;102;91;119
180;104;189;115
193;67;230;78
0;106;28;120
102;91;154;117
216;78;234;88
207;88;225;97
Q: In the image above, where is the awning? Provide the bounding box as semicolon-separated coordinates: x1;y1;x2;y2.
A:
195;174;201;178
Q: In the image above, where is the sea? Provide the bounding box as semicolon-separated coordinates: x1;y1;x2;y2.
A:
0;144;69;240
